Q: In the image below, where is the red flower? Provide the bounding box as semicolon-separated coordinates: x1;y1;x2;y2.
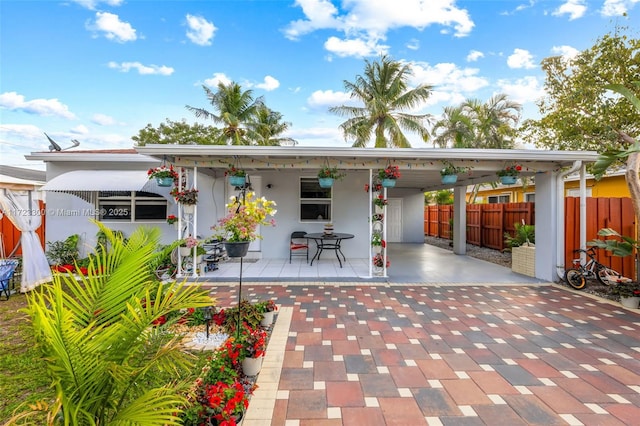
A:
78;267;88;275
151;315;166;326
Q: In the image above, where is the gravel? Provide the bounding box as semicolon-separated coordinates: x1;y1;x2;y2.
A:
424;235;512;268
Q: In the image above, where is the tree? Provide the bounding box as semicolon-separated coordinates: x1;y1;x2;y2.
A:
432;94;521;149
186;82;264;145
521;30;639;152
329;55;433;148
14;222;213;425
246;104;297;146
132;119;223;146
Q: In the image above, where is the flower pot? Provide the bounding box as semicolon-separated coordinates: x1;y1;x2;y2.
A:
242;356;263;376
179;247;192;257
441;174;458;184
261;310;274;326
224;241;250;258
229;175;246;187
182;204;195;215
500;176;517;185
620;296;640;308
381;178;396;188
318;177;334;188
155;176;174;187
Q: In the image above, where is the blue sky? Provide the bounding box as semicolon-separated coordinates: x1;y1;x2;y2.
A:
1;0;638;168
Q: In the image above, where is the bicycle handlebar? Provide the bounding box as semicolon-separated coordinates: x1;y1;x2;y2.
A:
572;247;597;257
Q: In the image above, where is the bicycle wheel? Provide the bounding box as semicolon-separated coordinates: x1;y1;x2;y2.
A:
564;268;586;290
596;265;624;286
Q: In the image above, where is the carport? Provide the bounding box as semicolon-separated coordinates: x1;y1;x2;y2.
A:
136;145;600;282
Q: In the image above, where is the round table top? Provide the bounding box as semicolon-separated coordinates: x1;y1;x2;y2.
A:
304;232;354;240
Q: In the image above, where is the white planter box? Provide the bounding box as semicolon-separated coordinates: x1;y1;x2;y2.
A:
512;245;535;277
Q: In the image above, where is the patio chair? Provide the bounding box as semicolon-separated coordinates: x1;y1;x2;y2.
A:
0;259;19;301
289;231;309;263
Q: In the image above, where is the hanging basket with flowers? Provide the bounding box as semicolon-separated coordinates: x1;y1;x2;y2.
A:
497;164;522;185
440;161;470;184
147;165;179;187
171;187;199;205
378;165;401;187
373;194;388;209
166;215;178;225
225;164;247;187
317;165;345;188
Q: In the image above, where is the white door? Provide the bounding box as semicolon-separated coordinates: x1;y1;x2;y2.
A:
387;198;402;242
227;175;262;252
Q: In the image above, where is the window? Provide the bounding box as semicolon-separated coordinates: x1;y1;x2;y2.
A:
487;194;511;204
524;192;535;202
98;191;167;222
300;177;332;221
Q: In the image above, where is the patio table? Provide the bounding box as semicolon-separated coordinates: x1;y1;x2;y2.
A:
304;232;354;268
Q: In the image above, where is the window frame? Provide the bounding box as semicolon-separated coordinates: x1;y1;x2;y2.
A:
97;191;168;222
299;177;333;222
487;194;511;204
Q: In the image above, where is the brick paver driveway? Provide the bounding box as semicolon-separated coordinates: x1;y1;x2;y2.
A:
206;283;640;426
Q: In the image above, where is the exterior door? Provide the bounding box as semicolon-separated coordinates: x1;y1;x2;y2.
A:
387;198;402;242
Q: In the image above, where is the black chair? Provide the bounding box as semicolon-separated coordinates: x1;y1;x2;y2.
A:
289;231;309;263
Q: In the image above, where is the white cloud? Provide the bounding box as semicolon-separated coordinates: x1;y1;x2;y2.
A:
406;39;420;50
307;90;354;109
466;50;484;62
108;61;174;75
204;73;232;87
410;62;489;96
324;36;388;58
551;45;580;60
70;125;90;135
0;92;76;119
285;0;474;58
286;126;345;146
601;0;639;16
496;76;544;104
70;0;123;10
507;48;536;69
254;76;280;91
91;113;117;126
185;14;216;46
552;0;587;20
88;12;137;43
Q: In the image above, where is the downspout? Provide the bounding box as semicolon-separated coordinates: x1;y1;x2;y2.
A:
556;161;583;280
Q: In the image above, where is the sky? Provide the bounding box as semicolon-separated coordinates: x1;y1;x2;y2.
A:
1;0;638;169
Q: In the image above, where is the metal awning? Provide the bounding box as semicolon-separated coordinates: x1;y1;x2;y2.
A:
42;170;153;191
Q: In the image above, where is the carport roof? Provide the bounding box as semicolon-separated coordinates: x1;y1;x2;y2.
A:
135;145;600;191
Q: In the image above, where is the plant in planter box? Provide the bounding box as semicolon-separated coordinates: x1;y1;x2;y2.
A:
46;234;80;266
504;222;535;251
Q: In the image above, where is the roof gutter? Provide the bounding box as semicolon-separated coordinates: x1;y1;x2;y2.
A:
556;160;583;280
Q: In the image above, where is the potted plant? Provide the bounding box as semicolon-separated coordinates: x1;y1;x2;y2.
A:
497;164;522;185
225;164;247;187
147;165;179;187
238;326;268;376
440;161;469;184
256;299;278;326
211;191;277;258
171;187;199;214
378;165;401;187
372;253;390;275
166;214;178;228
608;282;640;308
373;194;388;209
317;166;345;188
180;235;198;257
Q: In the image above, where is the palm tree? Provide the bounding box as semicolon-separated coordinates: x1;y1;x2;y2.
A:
462;94;521;149
431;105;474;148
329;55;433;148
186;82;263;145
17;222;213;425
246;105;298;146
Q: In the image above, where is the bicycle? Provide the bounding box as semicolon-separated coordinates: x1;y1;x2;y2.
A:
564;247;631;290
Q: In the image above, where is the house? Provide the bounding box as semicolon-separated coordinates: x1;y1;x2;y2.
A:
26;146;599;282
469;170;630;204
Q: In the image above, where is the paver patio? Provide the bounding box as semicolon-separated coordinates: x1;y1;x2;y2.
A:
203;282;640;426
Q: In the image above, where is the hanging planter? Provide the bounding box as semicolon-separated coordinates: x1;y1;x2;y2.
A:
147;161;178;186
229;175;246;187
156;176;174;187
317;161;345;188
440;161;469;185
224;241;250;258
225;162;247;187
378;165;400;188
318;177;334;188
441;175;458;184
500;176;517;185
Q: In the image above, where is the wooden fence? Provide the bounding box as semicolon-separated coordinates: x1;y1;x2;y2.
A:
424;202;534;251
424;198;637;279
